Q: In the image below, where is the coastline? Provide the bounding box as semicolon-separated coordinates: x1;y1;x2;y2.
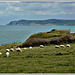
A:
0;28;75;47
0;29;74;73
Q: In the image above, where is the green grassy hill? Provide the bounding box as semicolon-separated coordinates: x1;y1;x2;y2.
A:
0;43;75;73
26;30;68;41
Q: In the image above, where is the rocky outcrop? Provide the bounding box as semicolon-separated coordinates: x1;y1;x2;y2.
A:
51;29;70;34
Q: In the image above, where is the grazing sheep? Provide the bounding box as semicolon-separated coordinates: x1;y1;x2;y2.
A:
29;46;32;50
6;49;10;52
24;47;27;49
40;45;44;48
55;45;60;48
6;52;9;57
60;45;65;48
0;52;2;55
66;44;70;47
16;47;22;52
10;48;14;52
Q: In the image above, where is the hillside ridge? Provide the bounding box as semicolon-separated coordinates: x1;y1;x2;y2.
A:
7;19;75;25
19;29;75;47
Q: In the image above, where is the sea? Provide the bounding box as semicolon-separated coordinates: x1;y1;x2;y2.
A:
0;25;75;45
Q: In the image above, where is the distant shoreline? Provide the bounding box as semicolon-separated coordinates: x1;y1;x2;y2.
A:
7;19;75;26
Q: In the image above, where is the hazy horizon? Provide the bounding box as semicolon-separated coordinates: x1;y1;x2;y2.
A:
0;1;75;25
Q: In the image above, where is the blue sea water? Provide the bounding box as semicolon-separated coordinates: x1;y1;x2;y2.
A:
0;25;75;45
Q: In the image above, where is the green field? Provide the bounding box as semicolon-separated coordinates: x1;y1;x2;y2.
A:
0;43;75;73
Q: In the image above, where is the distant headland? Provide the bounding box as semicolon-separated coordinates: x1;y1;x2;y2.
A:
7;19;75;26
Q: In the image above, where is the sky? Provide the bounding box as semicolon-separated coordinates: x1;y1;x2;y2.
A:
0;1;75;25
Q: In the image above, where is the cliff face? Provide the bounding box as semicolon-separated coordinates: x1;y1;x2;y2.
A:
7;19;75;25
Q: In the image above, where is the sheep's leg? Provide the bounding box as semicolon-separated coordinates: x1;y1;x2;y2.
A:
7;55;9;57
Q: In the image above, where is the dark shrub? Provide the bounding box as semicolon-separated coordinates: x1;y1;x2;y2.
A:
19;38;51;47
50;35;75;44
56;53;63;55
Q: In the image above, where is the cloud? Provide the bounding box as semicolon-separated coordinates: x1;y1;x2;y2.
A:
5;3;22;12
35;10;73;15
0;2;74;16
0;1;75;21
0;10;3;14
6;6;21;11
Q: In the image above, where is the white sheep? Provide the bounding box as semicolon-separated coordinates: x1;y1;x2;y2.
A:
29;46;32;50
10;48;14;52
24;47;27;49
0;52;2;55
40;45;44;48
6;52;9;57
6;49;10;52
16;47;22;52
60;45;65;48
66;44;70;47
55;45;60;48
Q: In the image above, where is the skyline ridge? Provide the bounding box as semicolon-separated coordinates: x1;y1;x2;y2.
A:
7;19;75;26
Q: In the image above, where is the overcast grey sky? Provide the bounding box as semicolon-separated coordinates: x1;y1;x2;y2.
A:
0;1;75;25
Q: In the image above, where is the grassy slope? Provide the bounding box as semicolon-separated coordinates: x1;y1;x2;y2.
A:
25;31;68;43
0;43;75;73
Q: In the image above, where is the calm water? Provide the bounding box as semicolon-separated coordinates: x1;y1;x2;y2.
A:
0;25;75;45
